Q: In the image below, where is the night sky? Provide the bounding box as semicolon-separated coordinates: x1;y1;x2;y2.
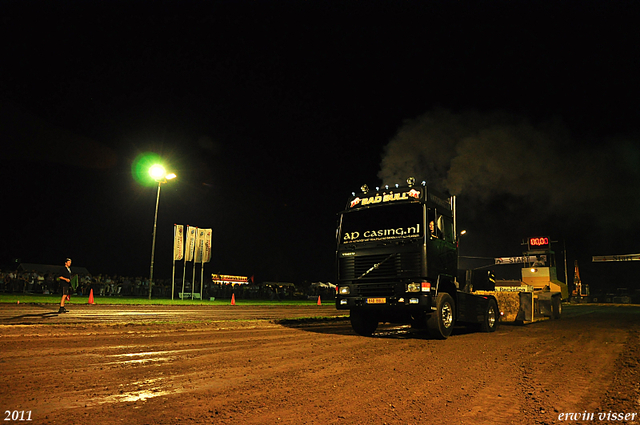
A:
2;1;640;292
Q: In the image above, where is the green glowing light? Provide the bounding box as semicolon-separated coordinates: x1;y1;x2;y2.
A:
131;152;164;187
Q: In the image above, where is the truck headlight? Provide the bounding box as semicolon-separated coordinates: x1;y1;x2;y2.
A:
407;282;420;292
338;286;350;295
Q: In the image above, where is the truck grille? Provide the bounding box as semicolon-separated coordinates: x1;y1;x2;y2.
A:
355;282;396;297
339;252;421;283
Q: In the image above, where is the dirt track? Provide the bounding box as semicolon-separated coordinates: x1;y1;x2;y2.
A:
1;304;639;425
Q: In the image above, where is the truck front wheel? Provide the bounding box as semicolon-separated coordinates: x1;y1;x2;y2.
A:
427;293;455;339
350;310;378;336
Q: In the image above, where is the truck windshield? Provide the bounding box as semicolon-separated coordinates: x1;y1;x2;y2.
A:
340;203;423;244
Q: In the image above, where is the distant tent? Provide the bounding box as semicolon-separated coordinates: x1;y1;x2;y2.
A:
311;282;336;289
16;263;91;276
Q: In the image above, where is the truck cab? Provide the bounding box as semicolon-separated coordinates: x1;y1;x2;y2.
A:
335;178;498;338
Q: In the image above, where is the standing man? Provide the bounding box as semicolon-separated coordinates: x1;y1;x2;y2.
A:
58;258;72;313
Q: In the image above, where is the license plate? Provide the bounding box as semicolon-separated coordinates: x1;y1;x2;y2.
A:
367;297;386;304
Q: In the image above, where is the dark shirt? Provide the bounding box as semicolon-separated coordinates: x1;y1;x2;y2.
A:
59;266;72;285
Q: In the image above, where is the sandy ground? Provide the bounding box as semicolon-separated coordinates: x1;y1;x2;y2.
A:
0;303;639;425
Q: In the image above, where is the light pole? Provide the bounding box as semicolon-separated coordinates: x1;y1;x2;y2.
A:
149;164;176;299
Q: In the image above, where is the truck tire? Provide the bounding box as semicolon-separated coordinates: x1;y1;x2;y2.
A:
480;299;499;332
350;310;378;336
551;296;562;319
427;293;455;339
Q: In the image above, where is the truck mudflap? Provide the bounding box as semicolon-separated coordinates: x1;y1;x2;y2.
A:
475;290;562;324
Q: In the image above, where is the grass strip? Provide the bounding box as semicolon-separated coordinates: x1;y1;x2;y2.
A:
0;293;332;306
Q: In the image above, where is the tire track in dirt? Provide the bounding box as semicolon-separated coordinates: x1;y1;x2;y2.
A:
514;313;630;424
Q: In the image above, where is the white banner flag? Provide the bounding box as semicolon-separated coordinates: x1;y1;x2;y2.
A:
202;229;212;263
185;226;197;262
173;224;184;261
194;228;209;263
195;229;212;263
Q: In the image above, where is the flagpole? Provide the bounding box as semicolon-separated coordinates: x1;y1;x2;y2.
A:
172;260;176;300
172;225;176;300
192;259;196;299
182;260;187;299
200;250;204;300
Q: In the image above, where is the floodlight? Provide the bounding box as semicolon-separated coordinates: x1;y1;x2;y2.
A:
149;164;166;181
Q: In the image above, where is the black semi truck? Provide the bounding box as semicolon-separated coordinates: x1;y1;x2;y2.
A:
335;178;499;338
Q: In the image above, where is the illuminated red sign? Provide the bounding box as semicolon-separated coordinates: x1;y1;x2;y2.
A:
408;189;421;199
529;237;550;248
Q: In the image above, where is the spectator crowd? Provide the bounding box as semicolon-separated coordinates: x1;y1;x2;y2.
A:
0;269;335;301
0;269;173;297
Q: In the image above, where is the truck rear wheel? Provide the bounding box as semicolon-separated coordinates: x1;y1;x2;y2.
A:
551;296;562;319
350;310;378;336
481;299;499;332
427;293;455;339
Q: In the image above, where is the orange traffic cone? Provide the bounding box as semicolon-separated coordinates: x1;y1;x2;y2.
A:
231;293;236;306
88;289;95;305
317;295;322;306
